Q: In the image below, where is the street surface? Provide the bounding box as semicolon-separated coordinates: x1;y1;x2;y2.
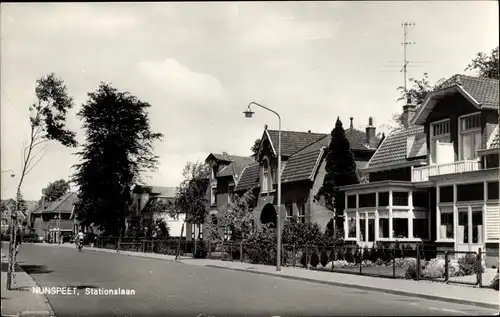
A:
9;244;500;317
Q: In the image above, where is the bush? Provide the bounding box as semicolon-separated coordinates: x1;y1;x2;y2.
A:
300;250;308;267
458;254;484;275
405;261;422;280
193;242;208;258
310;249;320;268
336;248;345;261
22;233;40;243
320;248;329;267
422;258;445;279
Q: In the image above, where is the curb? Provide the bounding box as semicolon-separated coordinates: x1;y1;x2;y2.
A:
1;262;57;317
205;265;500;310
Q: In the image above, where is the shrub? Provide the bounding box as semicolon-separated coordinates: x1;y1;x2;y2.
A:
320;248;329;267
193;242;208;258
422;258;445;279
405;261;421;280
336;248;345;261
458;254;484;275
448;259;462;277
324;260;357;270
344;248;354;263
310;249;320;268
300;249;308;267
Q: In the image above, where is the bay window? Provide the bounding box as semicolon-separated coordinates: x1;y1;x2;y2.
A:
439;206;454;240
458;207;468;243
459;113;481;160
347;215;356;238
430;119;451;164
378;213;389;238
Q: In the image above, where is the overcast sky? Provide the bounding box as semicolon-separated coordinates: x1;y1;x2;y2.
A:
1;2;498;201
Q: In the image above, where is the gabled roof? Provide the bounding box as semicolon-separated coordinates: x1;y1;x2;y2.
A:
364;125;427;172
42;192;78;214
413;75;499;125
234;163;260;192
217;156;255;180
265;130;326;157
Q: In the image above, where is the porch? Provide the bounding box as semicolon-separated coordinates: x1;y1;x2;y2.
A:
340;181;431;247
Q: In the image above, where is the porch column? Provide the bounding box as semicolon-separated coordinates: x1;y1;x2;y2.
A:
365;212;368;243
428;191;432;241
356;194;360;241
436;185;441;240
483;181;487;247
408;191;414;239
375;192;379;241
389;190;393;239
453;184;458;250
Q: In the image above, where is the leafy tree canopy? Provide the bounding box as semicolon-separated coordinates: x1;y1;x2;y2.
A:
41;179;70;203
219;190;257;242
465;46;499;79
250;139;261;161
72;83;162;236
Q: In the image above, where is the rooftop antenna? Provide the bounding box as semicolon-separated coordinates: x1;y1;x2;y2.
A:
401;22;416;103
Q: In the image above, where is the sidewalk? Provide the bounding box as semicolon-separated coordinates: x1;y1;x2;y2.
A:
35;243;500;310
1;260;55;317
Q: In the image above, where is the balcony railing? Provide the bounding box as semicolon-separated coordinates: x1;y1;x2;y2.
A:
412;160;481;182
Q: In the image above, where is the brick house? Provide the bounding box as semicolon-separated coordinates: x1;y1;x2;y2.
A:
339;75;499;266
186;153;255;241
232;118;381;233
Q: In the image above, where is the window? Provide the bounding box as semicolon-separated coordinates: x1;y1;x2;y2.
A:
379;218;389;238
347;216;356;238
199;224;203;239
392;192;408;206
378;192;389;207
210;186;217;205
459;113;481;160
457;183;483;202
440;186;454;203
458;207;468;243
360;218;366;241
224;227;231;241
368;218;375;242
297;203;306;223
359;193;376;208
472;206;483;244
392;218;408;238
488;182;499;200
430;119;451;164
413;218;429;240
262;160;270;192
191;223;196;239
286;203;293;219
440;207;453;239
413;192;428;208
347;195;356;209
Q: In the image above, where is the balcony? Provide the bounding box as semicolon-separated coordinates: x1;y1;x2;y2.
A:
412;160;481;182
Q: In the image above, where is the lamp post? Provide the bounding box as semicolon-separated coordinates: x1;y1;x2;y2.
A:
243;102;282;272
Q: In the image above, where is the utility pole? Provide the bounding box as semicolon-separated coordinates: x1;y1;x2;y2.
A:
401;22;416;102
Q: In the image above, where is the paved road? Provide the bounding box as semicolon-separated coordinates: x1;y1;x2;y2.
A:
12;244;499;317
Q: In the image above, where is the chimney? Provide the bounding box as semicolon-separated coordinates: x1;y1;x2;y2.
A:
365;117;376;145
402;95;417;128
308;130;311;133
349;117;354;129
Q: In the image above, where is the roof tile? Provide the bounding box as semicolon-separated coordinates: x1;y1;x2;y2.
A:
234;163;260;192
438;75;499;108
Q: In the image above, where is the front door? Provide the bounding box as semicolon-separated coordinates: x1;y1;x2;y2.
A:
456;205;484;253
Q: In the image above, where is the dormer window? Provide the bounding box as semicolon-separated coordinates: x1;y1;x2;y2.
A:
459;113;481;160
262;159;270;192
430;119;451;164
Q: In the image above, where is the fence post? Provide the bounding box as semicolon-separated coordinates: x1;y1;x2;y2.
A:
392;248;396;278
231;242;234;262
359;248;363;274
331;246;335;272
416;244;420;281
292;244;296;268
476;248;482;287
305;244;309;269
208;240;212;258
240;242;243;262
221;240;224;260
444;251;449;283
142;240;145;253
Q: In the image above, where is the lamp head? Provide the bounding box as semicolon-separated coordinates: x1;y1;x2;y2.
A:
243;105;254;118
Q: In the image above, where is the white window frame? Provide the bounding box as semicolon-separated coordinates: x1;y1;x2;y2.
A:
210;186;217;205
430;119;451;164
262;159;270;192
458;112;481;161
297;202;306;223
285;203;293;220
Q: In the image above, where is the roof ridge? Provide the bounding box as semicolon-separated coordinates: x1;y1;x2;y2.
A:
267;129;327;135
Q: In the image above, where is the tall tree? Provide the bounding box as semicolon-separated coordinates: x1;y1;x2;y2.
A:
175;161;209;238
315;118;359;232
219;190;257;241
465;46;499;79
6;73;77;290
41;179;70;203
250;139;261;161
388;73;445;130
72;83;162;236
16;192;27;215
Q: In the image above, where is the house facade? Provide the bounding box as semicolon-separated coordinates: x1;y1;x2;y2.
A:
131;185;185;237
339;75;499;266
31;192;78;242
231;118;381;234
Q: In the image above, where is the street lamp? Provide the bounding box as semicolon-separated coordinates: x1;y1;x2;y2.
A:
243;102;282;272
54;214;61;245
1;170;15;178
